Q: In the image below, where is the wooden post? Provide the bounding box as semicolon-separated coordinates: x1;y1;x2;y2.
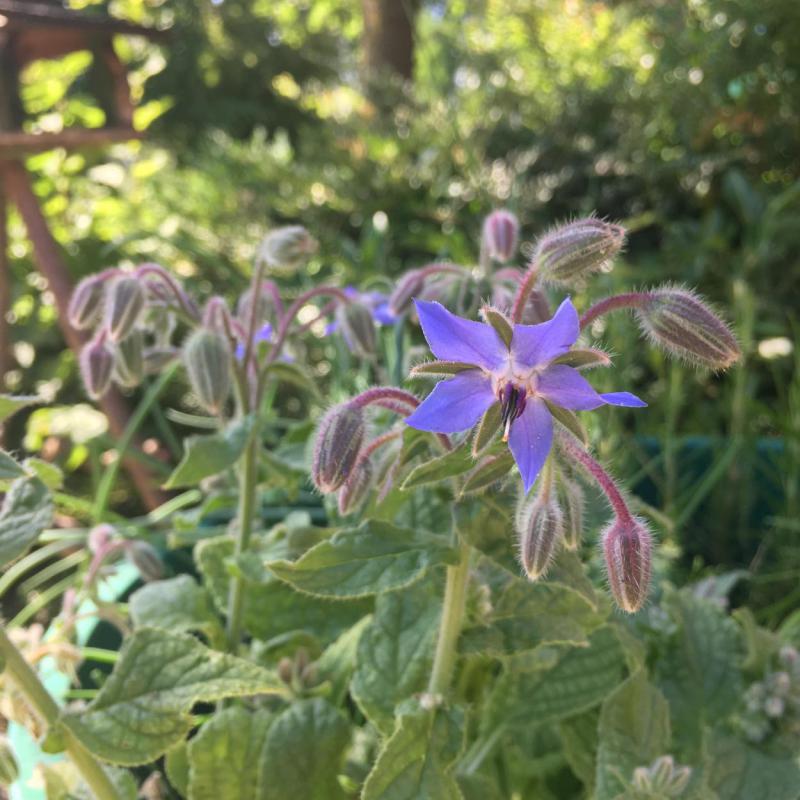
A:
1;159;164;511
0;172;9;389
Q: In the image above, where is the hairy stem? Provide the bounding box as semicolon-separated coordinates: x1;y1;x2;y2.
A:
579;291;649;330
510;263;539;323
0;624;122;800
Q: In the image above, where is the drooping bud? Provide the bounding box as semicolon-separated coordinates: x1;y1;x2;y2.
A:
113;330;145;388
79;333;114;399
203;296;235;339
0;735;20;787
257;225;318;271
337;457;374;515
602;515;652;613
311;402;365;493
105;275;146;342
126;540;164;582
535;218;625;285
559;477;585;551
636;287;740;369
335;302;376;358
143;346;179;374
68;273;108;330
389;270;425;316
515;491;564;580
482;210;519;263
182;329;232;415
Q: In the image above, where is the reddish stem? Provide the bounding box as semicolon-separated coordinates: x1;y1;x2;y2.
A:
356;431;401;467
417;262;466;280
136;263;200;320
510;264;539;323
350;386;420;411
579;292;650;331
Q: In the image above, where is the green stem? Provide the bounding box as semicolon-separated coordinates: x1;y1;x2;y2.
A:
0;624;121;800
427;539;471;696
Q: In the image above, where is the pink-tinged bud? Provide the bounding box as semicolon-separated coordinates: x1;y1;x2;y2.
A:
113;330;145;388
258;225;318;271
182;329;232;415
68;274;107;330
335;302;376;358
515;491;564;580
88;523;115;554
105;275;146;342
143;346;179;374
637;287;740;369
79;333;114;399
311;402;365;493
203;296;235;339
337;457;374;515
482;210;519;263
559;477;585;551
535;218;625;285
602;516;652;613
389;270;426;316
126;540;164;582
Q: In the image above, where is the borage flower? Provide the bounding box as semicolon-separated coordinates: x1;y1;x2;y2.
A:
405;298;646;492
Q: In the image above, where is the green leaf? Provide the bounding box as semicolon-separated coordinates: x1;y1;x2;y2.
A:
0;449;25;480
410;361;480;377
267;520;458;599
549;349;611;370
401;442;477;490
63;627;285;765
165;741;190;798
188;707;273;800
262;360;322;399
362;703;464;800
558;710;600;792
544;401;588;445
0;475;53;568
164;416;254;488
594;671;671;800
257;698;350;800
316;615;373;706
129;575;224;649
485;626;627;731
460;452;514;495
23;457;64;489
471;403;502;456
481;306;514;347
706;736;800;800
351;581;441;734
0;394;39;424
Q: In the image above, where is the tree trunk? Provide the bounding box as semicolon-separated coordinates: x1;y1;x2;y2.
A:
361;0;419;82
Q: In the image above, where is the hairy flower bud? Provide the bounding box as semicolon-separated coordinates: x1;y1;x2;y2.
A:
632;755;691;798
203;296;235;339
602;515;652;613
79;333;114;399
105;275;146;342
312;402;365;493
637;287;740;369
182;329;232;415
258;225;317;270
126;540;164;582
389;270;426;316
113;330;145;388
515;491;564;580
559;477;585;551
0;735;19;787
335;302;377;358
338;457;374;515
535;218;625;285
68;273;108;330
482;209;519;263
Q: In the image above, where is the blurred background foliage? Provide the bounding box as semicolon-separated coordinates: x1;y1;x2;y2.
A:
4;0;799;622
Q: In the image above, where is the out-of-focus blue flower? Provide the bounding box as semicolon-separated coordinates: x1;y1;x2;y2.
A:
326;287;398;335
235;322;273;360
405;298;646;492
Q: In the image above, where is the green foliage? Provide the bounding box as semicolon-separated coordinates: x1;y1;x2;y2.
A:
0;474;53;568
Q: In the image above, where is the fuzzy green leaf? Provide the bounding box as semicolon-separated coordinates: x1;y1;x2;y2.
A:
316;615;373;706
63;628;285;765
0;475;53;568
0;449;25;480
460;452;514;494
267;520;457;599
401;442;477;490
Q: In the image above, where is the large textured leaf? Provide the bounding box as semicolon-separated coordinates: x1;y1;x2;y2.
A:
164;416;254;488
401;442;477;490
362;703;464;800
188;707;273;800
558;710;600;791
0;475;53;568
594;671;671;800
267;520;457;598
486;626;627;731
316;615;373;705
129;575;224;649
63;628;285;765
257;698;350;800
351;580;441;733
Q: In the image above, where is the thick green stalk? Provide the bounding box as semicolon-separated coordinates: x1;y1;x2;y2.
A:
0;624;121;800
427;540;471;696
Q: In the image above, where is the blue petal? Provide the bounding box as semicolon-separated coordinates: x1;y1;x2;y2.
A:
508;398;554;493
537;365;606;410
372;301;397;326
405;371;495;434
511;297;579;368
415;300;507;370
599;391;647;408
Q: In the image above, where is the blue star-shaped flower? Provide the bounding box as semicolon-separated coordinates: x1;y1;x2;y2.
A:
405;298;646;492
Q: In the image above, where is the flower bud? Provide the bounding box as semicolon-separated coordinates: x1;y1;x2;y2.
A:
515;491;564;580
482;209;519;263
258;225;317;270
79;333;114;399
203;296;235;339
389;270;425;315
105;276;146;342
113;330;145;388
126;540;164;582
335;302;376;358
559;477;585;551
634;755;691;798
143;346;179;374
0;735;19;787
182;329;232;415
637;287;740;369
535;218;625;285
68;274;107;330
88;523;115;554
337;457;374;515
312;402;365;493
602;515;652;613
